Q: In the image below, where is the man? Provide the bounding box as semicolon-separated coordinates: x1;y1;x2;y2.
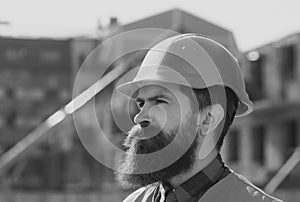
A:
116;34;283;202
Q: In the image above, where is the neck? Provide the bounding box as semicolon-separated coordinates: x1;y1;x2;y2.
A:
169;150;218;188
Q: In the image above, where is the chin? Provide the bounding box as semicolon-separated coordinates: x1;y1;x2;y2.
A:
115;126;199;189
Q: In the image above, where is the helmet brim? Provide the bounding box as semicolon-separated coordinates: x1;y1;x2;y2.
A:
117;79;253;118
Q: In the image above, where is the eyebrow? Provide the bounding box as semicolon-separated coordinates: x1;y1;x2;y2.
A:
135;94;171;103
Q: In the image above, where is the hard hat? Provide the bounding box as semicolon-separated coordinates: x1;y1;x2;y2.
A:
117;33;253;117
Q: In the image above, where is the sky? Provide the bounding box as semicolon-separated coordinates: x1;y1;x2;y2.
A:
0;0;299;51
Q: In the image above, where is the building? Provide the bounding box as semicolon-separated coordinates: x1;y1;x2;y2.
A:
221;33;300;194
0;37;74;189
0;37;72;149
1;8;299;202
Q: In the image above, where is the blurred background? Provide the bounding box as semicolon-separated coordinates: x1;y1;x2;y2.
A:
0;0;300;201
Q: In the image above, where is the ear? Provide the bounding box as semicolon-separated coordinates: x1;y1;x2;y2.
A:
197;104;225;159
198;104;225;135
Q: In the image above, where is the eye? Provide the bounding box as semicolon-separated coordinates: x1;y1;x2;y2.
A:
136;101;144;108
156;99;168;105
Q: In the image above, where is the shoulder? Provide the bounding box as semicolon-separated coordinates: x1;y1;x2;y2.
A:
122;183;158;202
201;172;283;202
231;172;284;202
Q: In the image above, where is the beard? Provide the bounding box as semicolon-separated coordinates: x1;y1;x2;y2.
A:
115;118;199;189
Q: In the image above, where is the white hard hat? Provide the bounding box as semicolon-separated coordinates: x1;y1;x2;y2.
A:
117;34;253;117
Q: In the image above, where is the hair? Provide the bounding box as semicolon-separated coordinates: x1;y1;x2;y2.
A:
184;85;239;151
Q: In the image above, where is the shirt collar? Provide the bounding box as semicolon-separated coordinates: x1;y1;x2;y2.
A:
158;154;230;202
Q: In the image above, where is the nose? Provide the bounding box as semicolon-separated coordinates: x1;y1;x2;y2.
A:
134;109;151;128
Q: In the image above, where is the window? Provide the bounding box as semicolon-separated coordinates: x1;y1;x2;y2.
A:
39;50;62;64
246;53;265;101
15;88;45;101
5;109;17;127
281;45;296;80
286;119;297;157
227;129;239;162
5;47;28;62
0;87;6;99
252;126;265;165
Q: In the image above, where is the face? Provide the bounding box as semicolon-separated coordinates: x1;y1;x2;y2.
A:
135;83;193;135
116;83;201;189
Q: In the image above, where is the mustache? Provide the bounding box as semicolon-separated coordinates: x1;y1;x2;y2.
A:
123;124;176;154
123;124;143;149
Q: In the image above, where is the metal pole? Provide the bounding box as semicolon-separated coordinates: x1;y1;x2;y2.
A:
264;147;300;194
0;27;181;176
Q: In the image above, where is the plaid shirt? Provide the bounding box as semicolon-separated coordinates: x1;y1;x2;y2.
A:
151;155;230;202
123;155;283;202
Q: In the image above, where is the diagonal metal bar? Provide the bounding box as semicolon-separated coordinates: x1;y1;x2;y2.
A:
0;63;127;175
0;28;181;176
264;146;300;194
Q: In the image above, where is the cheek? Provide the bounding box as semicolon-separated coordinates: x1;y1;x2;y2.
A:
161;109;182;133
149;106;168;128
148;106;181;132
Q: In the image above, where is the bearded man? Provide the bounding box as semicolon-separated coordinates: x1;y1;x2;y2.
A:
115;34;283;202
